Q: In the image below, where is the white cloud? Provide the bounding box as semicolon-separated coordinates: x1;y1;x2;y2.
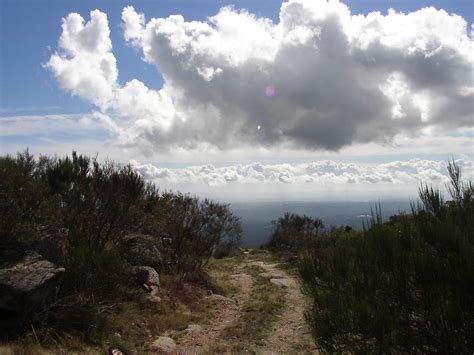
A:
45;10;117;110
0;113;105;136
45;1;473;153
130;158;474;201
121;6;145;45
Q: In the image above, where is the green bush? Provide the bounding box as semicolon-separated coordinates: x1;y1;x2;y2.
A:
0;150;242;343
0;150;58;255
63;244;132;299
42;152;146;252
139;192;241;277
267;213;325;253
298;161;474;353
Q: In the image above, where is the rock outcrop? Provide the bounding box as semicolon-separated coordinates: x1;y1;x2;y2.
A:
0;252;65;313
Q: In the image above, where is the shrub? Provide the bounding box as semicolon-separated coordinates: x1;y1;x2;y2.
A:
298;161;474;353
42;152;146;252
0;150;57;255
144;192;241;277
62;244;132;299
1;150;243;344
266;213;324;253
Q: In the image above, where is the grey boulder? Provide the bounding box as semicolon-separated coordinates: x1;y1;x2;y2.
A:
133;266;160;289
0;252;65;313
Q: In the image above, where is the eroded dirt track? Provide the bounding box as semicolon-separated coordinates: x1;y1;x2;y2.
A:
175;265;253;354
175;254;317;354
252;260;318;354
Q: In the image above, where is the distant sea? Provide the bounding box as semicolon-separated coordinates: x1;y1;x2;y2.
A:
231;200;412;247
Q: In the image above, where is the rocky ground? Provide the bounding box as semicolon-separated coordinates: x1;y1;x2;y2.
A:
0;250;318;354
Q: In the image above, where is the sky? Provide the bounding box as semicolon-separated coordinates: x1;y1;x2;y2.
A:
1;0;473;202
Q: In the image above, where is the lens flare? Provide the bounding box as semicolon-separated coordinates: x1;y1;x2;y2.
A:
264;85;275;97
257;124;262;131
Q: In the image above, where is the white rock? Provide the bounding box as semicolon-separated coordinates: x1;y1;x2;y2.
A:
259;272;283;279
146;295;162;303
149;285;159;296
150;336;176;353
207;294;236;304
270;278;292;288
186;324;203;334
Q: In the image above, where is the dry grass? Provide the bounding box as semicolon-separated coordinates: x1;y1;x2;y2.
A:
103;275;214;352
1;273;216;354
205;256;243;298
1;254;285;354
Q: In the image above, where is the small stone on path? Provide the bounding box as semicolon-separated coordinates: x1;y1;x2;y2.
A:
260;272;283;279
207;294;236;304
186;324;203;334
150;336;176;353
270;278;292;288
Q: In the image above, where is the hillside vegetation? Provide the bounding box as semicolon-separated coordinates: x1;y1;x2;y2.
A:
267;161;474;353
2;151;473;354
0;150;241;350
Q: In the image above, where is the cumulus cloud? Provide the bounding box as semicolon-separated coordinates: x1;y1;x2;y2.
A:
126;158;474;201
121;6;145;45
47;1;473;152
46;10;117;110
131;159;474;188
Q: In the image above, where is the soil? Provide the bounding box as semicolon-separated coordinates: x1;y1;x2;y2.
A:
174;262;253;354
253;261;318;354
174;253;318;354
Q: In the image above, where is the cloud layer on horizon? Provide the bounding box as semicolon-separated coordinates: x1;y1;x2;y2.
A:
129;158;474;201
45;0;473;153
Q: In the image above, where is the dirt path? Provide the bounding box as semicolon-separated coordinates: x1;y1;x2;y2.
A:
174;265;253;354
175;254;317;354
252;260;318;354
